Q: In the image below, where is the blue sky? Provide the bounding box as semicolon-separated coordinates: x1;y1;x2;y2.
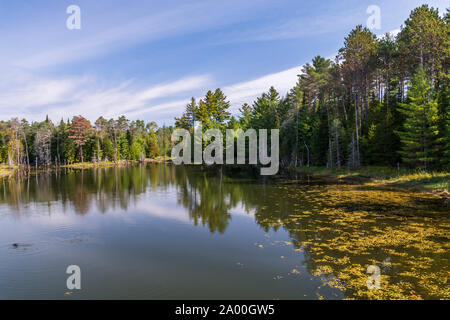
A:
0;0;447;125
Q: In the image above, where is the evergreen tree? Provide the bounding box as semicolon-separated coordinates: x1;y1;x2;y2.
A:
250;87;281;130
397;5;448;82
396;67;440;168
147;129;160;158
196;89;231;131
238;103;252;129
175;98;196;131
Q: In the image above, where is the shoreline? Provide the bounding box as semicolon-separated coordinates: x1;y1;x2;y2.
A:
61;157;171;169
0;164;20;178
2;162;449;201
292;166;449;201
0;168;15;178
67;157;171;167
0;158;171;177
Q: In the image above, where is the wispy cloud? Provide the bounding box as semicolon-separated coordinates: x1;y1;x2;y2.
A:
223;67;300;112
0;64;303;124
6;0;269;70
129;65;304;121
0;69;212;123
212;6;364;45
128;65;304;121
13;4;203;69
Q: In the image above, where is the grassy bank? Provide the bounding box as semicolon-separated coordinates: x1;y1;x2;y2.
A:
294;166;449;198
61;160;133;169
0;165;16;178
0;157;170;173
60;157;170;169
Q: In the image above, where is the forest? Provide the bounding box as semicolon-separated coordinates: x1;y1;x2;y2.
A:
176;5;449;171
1;5;449;171
0;115;172;166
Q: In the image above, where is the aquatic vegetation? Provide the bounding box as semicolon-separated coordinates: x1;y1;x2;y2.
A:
255;181;449;299
295;166;449;194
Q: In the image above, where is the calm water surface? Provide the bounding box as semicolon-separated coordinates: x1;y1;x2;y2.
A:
0;164;448;299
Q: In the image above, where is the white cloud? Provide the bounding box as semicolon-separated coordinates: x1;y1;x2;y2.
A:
0;64;304;124
223;67;300;113
0;69;211;123
129;65;304;122
3;46;364;125
376;28;401;39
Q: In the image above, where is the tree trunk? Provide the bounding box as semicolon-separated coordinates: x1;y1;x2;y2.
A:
304;142;310;167
354;94;360;167
22;131;30;167
294;105;299;166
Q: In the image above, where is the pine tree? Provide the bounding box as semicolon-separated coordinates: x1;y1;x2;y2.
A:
175;98;196;131
444;107;450;169
396;67;440;169
339;26;378;167
196;89;231;131
250;87;280;130
238;103;252;129
442;73;450;168
397;5;447;82
147;129;160;158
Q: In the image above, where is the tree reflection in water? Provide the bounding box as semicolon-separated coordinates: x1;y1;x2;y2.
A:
1;164;448;299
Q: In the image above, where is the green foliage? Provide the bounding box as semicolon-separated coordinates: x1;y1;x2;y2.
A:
168;5;447;172
0;115;172;165
396;67;440;168
238;103;252;129
443;82;450;169
175;98;196;131
249;87;281;130
102;136;115;161
147;129;160;158
1;5;448;173
195;89;231;132
397;4;448;80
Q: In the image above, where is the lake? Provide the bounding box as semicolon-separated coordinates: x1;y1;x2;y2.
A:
0;164;448;299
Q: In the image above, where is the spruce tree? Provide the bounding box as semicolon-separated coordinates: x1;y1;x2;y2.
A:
397;67;440;169
444;107;450;169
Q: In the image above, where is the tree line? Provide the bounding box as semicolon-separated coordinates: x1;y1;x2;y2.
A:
175;5;449;170
0;115;173;166
1;5;448;170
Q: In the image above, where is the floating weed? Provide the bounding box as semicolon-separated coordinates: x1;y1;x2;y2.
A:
253;182;449;299
291;268;300;275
